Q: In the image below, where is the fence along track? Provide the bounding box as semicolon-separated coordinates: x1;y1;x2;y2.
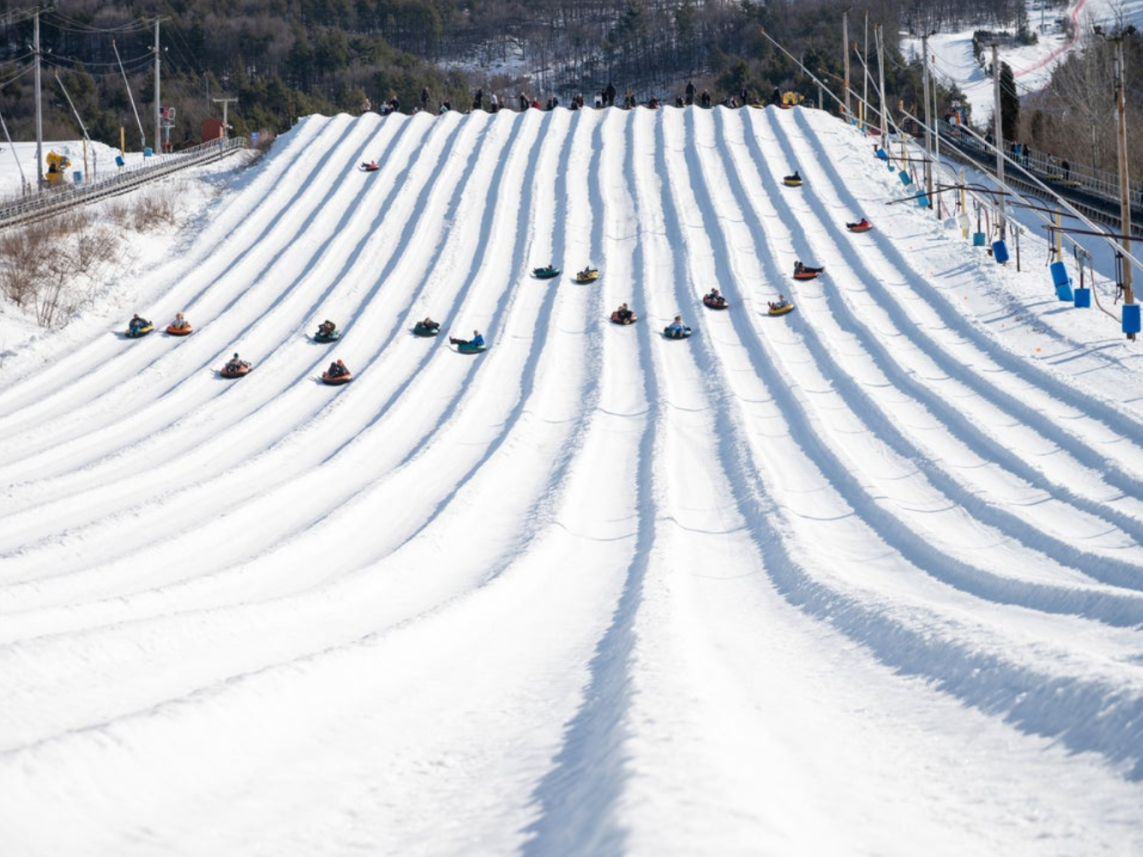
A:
0;138;247;230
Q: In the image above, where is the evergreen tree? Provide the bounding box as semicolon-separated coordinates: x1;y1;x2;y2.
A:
999;61;1019;143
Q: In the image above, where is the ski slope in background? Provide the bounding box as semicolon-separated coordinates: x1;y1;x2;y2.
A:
2;106;1143;855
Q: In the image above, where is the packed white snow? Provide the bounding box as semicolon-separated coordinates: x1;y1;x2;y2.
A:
2;105;1143;856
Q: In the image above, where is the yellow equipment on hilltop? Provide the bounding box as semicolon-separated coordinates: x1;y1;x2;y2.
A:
780;91;804;108
45;150;72;184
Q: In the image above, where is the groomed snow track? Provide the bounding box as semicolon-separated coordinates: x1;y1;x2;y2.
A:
2;107;1142;856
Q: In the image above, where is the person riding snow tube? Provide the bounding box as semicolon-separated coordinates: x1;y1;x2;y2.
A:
322;358;354;385
768;295;795;316
414;317;441;336
575;267;600;283
703;289;728;309
846;218;872;233
126;314;154;338
449;330;487;353
220;353;252;378
314;320;341;343
610;303;637;325
533;265;561;279
166;312;193;335
663;316;692;339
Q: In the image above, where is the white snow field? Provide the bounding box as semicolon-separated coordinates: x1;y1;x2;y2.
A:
3;105;1143;856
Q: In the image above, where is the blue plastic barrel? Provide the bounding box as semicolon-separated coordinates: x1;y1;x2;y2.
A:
992;240;1009;264
1124;304;1142;335
144;147;153;157
875;147;888;160
1049;260;1070;287
972;232;986;247
898;169;911;185
115;155;125;167
1056;281;1074;301
917;193;929;208
1073;287;1091;308
72;171;82;183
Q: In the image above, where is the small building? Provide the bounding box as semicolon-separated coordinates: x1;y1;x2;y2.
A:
201;118;225;144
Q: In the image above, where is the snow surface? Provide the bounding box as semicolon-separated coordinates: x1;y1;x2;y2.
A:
903;0;1143;121
3;105;1143;855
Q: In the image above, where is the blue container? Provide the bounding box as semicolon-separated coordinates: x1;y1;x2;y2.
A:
1073;287;1091;308
992;240;1009;264
898;169;911;185
1055;282;1074;301
1124;303;1142;335
875;147;888;160
972;232;986;247
1049;260;1070;287
144;147;153;157
72;171;82;183
115;155;125;167
917;193;930;208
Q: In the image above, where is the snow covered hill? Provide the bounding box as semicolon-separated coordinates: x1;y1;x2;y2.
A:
2;105;1143;856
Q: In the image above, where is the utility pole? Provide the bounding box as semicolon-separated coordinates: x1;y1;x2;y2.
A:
213;98;238;138
993;43;1006;240
153;19;161;155
842;10;851;122
876;25;887;141
1113;34;1134;319
922;33;933;208
932;40;941;211
34;9;42;188
863;12;869;131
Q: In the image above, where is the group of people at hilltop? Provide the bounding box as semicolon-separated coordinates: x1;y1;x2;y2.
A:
389;81;804;119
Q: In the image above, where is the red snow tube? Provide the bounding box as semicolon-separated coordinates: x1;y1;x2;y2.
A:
322;371;353;385
703;294;728;309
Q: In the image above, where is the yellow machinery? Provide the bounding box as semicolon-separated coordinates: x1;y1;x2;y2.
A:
45;150;72;184
780;91;804;108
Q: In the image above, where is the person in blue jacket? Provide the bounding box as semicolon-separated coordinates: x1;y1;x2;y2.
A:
667;315;687;333
450;330;485;347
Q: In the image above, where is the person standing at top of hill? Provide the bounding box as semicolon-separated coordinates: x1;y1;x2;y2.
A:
473;88;483;111
700;90;711;108
518;92;529;111
605;81;617;107
421;87;430;111
685;80;695;105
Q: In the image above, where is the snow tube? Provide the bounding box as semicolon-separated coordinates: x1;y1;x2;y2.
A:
321;371;353;385
533;267;561;279
703;294;728;309
413;322;441;336
456;341;487;354
663;326;692;339
782;176;803;187
166;323;194;336
313;330;341;343
360;162;379;172
574;269;600;283
125;322;154;338
610;311;638;325
768;303;795;317
219;363;252;379
793;271;818;281
846;222;873;233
